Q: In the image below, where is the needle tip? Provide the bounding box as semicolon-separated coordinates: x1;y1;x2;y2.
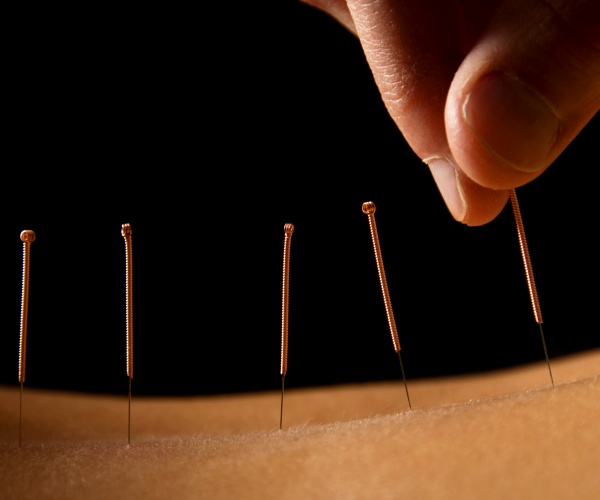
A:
398;352;412;410
279;374;285;430
538;323;555;387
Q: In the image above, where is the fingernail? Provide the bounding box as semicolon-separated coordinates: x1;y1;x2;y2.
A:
426;157;467;222
463;71;560;172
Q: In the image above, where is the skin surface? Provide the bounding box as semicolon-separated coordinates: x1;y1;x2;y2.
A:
1;348;599;499
300;0;600;226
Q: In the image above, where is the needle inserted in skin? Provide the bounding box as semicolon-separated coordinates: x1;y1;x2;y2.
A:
509;189;554;387
280;223;294;430
362;202;412;410
18;229;35;448
121;223;134;444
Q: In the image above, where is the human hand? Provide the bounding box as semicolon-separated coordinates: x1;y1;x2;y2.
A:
300;0;600;225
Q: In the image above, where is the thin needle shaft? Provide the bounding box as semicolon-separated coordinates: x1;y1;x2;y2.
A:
18;229;35;448
122;223;134;444
509;190;554;387
280;374;285;430
280;223;294;430
19;382;23;447
362;202;411;410
128;377;132;442
398;351;412;410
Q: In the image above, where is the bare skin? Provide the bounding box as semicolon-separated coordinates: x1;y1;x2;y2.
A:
1;348;599;499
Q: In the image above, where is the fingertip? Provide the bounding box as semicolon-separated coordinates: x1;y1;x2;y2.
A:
426;157;467;223
459;178;511;227
426;157;510;226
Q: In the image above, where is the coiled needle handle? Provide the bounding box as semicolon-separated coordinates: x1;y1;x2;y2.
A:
280;223;294;430
122;223;134;444
362;202;412;410
510;190;554;387
18;229;35;448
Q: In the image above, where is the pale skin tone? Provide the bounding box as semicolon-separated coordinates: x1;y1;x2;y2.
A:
301;0;600;226
0;348;599;499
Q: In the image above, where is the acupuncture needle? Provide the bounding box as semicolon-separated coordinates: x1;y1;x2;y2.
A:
509;190;554;387
362;202;412;410
280;223;294;430
121;223;134;444
18;229;35;448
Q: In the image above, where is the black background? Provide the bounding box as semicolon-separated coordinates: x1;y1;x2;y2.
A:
1;2;598;396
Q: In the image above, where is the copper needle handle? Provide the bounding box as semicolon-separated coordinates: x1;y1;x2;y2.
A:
122;223;134;445
509;190;542;324
362;202;401;352
281;223;294;376
18;230;36;384
122;223;134;379
280;223;294;430
18;229;35;447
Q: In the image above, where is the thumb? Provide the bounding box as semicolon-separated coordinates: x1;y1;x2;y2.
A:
446;0;600;190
